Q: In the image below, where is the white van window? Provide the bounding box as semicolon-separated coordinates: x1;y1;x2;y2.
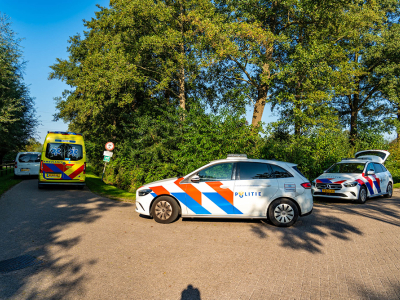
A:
45;143;83;161
18;154;40;163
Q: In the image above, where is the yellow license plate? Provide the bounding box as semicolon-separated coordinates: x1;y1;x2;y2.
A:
46;173;62;179
322;189;335;193
21;168;30;171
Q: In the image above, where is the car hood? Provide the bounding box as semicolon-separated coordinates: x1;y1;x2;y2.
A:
315;173;361;184
142;177;182;188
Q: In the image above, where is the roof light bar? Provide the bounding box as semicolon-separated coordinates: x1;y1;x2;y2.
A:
227;154;248;159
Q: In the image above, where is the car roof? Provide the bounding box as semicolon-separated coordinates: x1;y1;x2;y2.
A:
17;152;41;155
209;158;296;166
337;158;374;164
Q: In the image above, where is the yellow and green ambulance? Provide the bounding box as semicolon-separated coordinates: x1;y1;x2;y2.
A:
38;131;86;188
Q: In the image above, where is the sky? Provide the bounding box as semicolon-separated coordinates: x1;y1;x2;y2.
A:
1;0;278;144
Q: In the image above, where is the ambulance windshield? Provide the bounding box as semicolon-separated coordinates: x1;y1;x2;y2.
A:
45;143;83;161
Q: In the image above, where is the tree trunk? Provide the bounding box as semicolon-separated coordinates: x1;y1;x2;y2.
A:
178;2;186;111
251;84;268;127
349;93;359;145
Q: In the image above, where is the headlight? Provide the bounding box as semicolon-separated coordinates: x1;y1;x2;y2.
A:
138;189;152;196
343;181;358;187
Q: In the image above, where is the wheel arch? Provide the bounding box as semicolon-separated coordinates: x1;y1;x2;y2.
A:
266;197;302;216
149;194;182;217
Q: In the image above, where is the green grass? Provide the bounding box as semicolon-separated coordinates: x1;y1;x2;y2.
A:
85;165;136;203
394;183;400;189
0;172;22;196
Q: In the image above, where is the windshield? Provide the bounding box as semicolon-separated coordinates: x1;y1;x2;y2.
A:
326;163;365;174
45;143;83;161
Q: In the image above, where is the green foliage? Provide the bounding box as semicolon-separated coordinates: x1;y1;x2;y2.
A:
0;14;38;162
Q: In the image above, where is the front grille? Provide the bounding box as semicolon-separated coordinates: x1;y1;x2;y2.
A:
316;183;342;190
314;192;347;197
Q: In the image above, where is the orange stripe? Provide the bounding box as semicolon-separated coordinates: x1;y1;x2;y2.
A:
150;186;170;196
69;165;84;179
184;184;202;205
206;181;234;205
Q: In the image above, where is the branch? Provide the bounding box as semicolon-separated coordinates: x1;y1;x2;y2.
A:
227;55;257;87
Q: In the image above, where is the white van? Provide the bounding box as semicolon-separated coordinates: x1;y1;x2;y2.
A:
14;152;41;178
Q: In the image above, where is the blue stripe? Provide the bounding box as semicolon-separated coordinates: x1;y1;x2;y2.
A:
373;180;381;193
318;179;332;183
365;182;374;195
203;193;242;214
151;193;157;197
172;193;211;215
44;164;72;180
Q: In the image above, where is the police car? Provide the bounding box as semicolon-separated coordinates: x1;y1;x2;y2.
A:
312;150;393;203
136;155;313;227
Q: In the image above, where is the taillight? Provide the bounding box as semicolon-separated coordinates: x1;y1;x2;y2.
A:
83;162;86;174
40;161;43;173
15;161;17;168
301;182;311;189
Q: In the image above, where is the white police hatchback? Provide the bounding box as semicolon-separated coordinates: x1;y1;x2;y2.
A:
136;155;313;227
312;150;393;204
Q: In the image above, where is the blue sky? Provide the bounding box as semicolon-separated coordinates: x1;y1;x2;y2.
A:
0;0;109;143
1;0;278;144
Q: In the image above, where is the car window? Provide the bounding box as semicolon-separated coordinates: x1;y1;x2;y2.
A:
326;163;365;173
381;165;388;172
45;143;83;161
292;166;308;179
238;162;273;180
198;163;234;182
270;164;293;178
18;154;31;163
373;163;383;173
367;163;375;172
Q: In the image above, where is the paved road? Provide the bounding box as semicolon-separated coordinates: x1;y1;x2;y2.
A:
1;179;400;300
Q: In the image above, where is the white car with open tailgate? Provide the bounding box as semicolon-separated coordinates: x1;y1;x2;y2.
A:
136;155;313;227
312;150;393;203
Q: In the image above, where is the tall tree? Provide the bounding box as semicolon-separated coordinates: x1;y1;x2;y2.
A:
0;14;37;162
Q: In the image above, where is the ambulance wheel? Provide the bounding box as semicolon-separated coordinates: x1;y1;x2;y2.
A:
385;183;393;198
356;186;367;204
268;199;298;227
151;196;179;224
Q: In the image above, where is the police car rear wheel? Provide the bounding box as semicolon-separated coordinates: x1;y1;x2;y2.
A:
356;186;367;204
151;197;179;224
268;199;298;227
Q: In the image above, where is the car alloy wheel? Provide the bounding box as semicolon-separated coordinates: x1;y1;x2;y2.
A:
268;199;299;227
386;183;393;198
151;196;180;224
357;186;367;204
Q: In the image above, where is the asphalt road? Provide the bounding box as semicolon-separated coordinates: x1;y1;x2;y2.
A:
1;179;400;300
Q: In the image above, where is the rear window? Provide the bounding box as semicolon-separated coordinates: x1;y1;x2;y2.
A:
45;143;83;161
238;162;273;180
270;164;293;178
356;151;386;159
292;166;308;179
18;153;40;163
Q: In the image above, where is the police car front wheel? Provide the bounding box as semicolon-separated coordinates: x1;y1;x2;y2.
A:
268;199;299;227
151;196;180;224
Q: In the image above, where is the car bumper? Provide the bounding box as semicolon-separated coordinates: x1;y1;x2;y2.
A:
312;186;359;200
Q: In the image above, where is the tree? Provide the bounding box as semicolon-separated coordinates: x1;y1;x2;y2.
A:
0;14;38;162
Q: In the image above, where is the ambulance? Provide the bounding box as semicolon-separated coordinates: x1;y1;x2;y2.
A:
38;131;86;188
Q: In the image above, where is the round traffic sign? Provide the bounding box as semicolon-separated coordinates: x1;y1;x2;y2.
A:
105;142;114;151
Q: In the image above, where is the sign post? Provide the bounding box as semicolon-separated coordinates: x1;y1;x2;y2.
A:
102;142;114;181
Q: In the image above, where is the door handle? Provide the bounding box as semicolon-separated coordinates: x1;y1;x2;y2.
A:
261;184;271;187
220;185;230;189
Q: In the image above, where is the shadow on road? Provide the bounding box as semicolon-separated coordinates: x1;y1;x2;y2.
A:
181;284;201;300
0;179;132;299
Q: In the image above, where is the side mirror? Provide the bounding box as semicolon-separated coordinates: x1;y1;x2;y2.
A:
367;170;375;175
191;175;200;183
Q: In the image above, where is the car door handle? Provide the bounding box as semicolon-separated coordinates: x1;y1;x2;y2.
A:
262;184;271;187
220;185;230;189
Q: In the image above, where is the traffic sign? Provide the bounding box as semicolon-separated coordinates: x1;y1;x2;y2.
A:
103;156;111;162
105;142;114;151
103;151;113;157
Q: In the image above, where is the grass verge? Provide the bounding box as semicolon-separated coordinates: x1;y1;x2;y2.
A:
394;183;400;189
0;172;22;196
85;165;136;203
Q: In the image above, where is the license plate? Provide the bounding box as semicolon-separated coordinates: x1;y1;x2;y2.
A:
322;189;335;193
20;168;30;172
46;173;62;179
